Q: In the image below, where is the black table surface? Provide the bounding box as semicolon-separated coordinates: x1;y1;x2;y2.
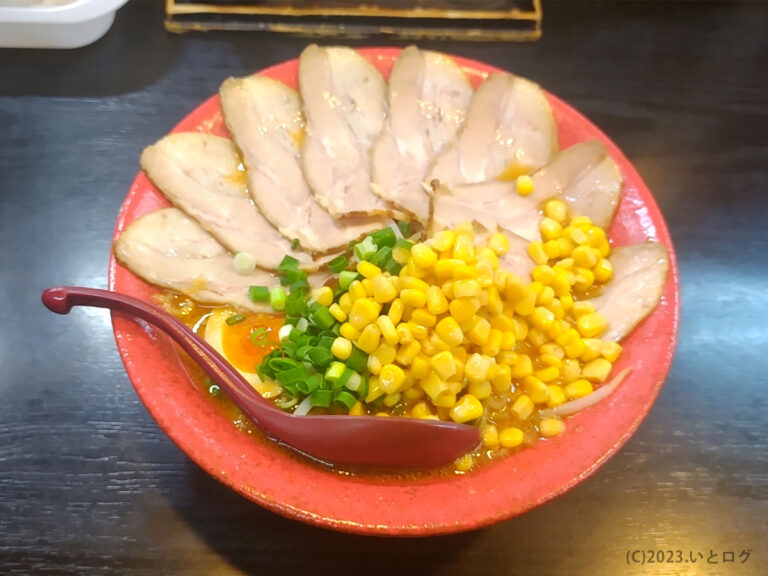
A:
2;1;767;574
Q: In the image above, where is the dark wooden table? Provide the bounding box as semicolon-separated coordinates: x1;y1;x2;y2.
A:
2;1;767;574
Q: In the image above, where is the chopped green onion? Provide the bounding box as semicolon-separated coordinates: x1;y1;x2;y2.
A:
333;366;355;390
346;346;368;373
295;317;309;332
334;390;357;411
384;260;403;276
339;271;359;290
396;220;412;237
249;327;269;346
268;357;299;372
248;285;270;302
327;254;349;273
233;251;256;275
310;389;333;408
291;238;301;250
369;246;393;268
357;374;369;400
226;313;246;326
280;267;308;287
306;347;334;367
277;255;300;271
285;291;307;315
275;396;298;410
394;238;414;251
276;365;310;385
369;227;397;248
310;306;336;330
353;236;377;261
345;371;362;392
297;373;323;395
317;335;335;350
270;287;287;311
325;361;346;383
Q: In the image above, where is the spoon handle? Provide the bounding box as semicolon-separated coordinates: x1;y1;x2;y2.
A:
41;286;278;419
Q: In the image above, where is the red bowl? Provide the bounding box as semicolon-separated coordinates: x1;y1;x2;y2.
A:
108;48;680;536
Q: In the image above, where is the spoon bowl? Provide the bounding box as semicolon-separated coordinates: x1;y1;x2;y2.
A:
42;286;480;469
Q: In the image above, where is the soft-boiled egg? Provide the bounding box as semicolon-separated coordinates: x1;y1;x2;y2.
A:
203;309;283;398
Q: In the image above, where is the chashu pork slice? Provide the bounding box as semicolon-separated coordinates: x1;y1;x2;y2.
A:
114;208;329;313
299;44;400;218
219;75;387;254
431;141;624;241
141;132;315;270
590;242;669;342
370;46;473;224
426;73;557;190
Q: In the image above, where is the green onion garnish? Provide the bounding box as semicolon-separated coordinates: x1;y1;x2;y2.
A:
353;236;377;261
248;285;270;302
277;255;300;271
327;254;349;273
339;271;359;290
396;220;412;237
325;361;346;383
394;238;414;251
346;346;368;373
369;246;393;268
297;373;323;395
369;227;397;248
226;313;246;325
291;238;300;250
310;306;336;330
334;390;357;411
269;287;287;311
310;389;333;408
249;327;269;346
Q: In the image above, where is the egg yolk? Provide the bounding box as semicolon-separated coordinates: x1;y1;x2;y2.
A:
221;314;283;373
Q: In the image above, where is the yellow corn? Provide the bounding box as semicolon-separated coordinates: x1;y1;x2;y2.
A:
523;376;550;404
572;301;595;318
338;292;352;314
468;379;492;400
543;199;568;223
348;401;365;416
348;298;381;330
450;394;484;423
532;265;556;285
428;332;451;353
356;261;381;279
395;340;421;366
331;337;352;360
564;379;594;399
339;322;360;341
400;288;427;308
499;427;524;449
407;321;429;341
577;312;607;338
601;341;622;363
452;234;476;263
561;358;581;382
376;315;399;347
370;274;397;303
434;258;464;280
411;243;438;269
383;392;401;408
371;343;397;366
482;424;500;448
500;331;516;351
515;175;534;196
534;366;560;383
594;258;613;283
411;401;435;419
547;384;566;407
387;298;404;325
430;350;457;380
465;353;492;383
395;322;412;344
454;454;474;472
348;280;368;302
478;247;500;270
379;363;406;394
540;217;563;241
366;376;383;403
425;285;448;315
581;358;612;382
430;230;456;252
514;290;537;316
420;372;449;400
466;316;491;345
510;354;533;378
488;233;510;255
512;394;534;420
531;306;556;330
580;338;603;362
411;355;431;380
434;316;463;348
311;286;333;307
482;328;503;357
328;303;347;323
491;364;512;393
357;324;381;354
564;225;589;245
540;418;566;438
453;279;481;299
411;308;437;328
367;354;382;375
574;268;595;292
449;297;479;326
527;241;548;265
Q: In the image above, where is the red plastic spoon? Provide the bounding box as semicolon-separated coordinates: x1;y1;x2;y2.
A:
42;286;480;469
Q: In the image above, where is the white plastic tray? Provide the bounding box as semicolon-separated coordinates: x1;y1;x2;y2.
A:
0;0;130;49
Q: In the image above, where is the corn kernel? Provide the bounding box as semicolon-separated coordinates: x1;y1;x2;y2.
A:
574;268;595;292
355;261;380;279
375;315;398;347
338;292;352;314
564;338;587;359
512;394;535;420
564;226;589;245
547;384;567;407
510;354;533;379
383;392;401;408
428;350;455;380
400;288;427;308
527;328;548;348
572;301;595;318
430;230;456;252
327;303;347;323
530;306;556;330
369;274;396;303
311;286;334;307
392;245;411;264
543;199;568;223
466;316;491;345
496;350;518;366
348;280;368;302
534;366;560;383
454;454;474;472
478;247;500;270
331;337;352;360
410;243;437;270
387;298;404;325
580;338;603;362
420;286;446;316
366;376;383;403
577;312;607;338
540;217;563;241
572;245;598;269
396;340;422;366
482;424;500;448
452;234;476;263
450;394;484;423
404;386;425;401
527;241;548;265
488;232;510;255
594;258;613;283
372;343;397;367
451;279;479;299
532;265;556;285
500;427;525;449
411;401;434;419
349;298;381;331
539;353;563;369
465;353;491;383
515;175;534;196
411;355;431;379
378;363;406;394
357;324;381;354
407;321;429;340
540;418;566;438
565;379;594;399
482;328;503;357
420;372;449;400
500;331;517;351
429;317;460;349
349;401;365;416
523;376;550;404
582;358;612;382
561;358;581;382
449;298;479;326
490;364;512;393
434;258;463;281
543;240;561;260
570;215;592;229
512;318;529;341
601;341;622;363
339;322;360;341
367;354;382;375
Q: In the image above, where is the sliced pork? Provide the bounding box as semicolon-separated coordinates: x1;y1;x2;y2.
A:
219;75;386;254
371;46;473;224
